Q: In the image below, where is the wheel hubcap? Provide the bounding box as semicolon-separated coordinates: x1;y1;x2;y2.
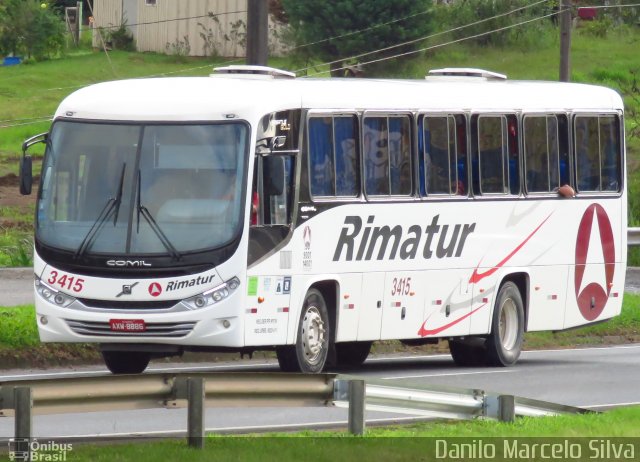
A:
301;306;326;364
499;298;518;351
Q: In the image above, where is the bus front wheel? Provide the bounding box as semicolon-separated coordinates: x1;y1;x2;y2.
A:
102;351;150;374
485;281;524;367
276;289;329;373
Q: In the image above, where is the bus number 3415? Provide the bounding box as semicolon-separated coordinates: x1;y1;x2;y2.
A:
391;277;412;296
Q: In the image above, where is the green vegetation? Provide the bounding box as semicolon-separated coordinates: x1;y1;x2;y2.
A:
2;293;639;366
1;17;639;267
47;406;640;461
282;0;433;75
0;0;66;60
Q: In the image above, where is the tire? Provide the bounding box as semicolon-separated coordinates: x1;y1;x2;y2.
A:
102;351;150;374
276;288;330;373
448;339;486;367
335;341;372;367
485;281;524;367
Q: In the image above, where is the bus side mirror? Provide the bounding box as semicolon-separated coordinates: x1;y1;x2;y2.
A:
19;155;33;195
20;132;48;196
263;156;285;196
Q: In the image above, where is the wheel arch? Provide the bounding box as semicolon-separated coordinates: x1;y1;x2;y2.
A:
499;272;530;332
290;279;339;344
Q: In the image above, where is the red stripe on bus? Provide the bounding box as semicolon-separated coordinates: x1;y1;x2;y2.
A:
469;213;553;284
417;303;487;337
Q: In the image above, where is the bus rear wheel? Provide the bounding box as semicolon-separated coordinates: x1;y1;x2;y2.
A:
276;289;330;373
485;281;524;367
102;351;151;374
335;341;372;367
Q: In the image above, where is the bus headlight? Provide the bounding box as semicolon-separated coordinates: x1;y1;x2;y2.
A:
183;277;240;310
35;277;76;308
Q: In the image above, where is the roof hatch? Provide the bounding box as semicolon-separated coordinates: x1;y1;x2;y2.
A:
212;65;296;79
427;68;507;80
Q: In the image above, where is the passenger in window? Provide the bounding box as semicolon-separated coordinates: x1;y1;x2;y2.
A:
576;119;598;191
336;137;357;196
364;124;389;195
312;151;334;196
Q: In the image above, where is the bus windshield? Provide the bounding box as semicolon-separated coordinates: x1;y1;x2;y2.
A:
36;121;248;256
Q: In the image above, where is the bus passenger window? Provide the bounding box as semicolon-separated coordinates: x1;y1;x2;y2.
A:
334;116;359;196
524;115;561;194
308;117;335;196
573;113;624;194
364;115;411;197
477;116;507;194
364;117;389;195
389;116;411;195
423;117;455;194
599;116;621;192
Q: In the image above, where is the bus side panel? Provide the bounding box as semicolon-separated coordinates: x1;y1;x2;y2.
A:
525;265;568;332
335;273;362;342
380;271;425;340
563;262;624;330
563;199;624;330
419;269;472;338
356;272;385;341
244;275;291;346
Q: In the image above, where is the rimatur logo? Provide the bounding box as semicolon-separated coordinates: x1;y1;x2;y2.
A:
148;282;163;297
575;204;615;321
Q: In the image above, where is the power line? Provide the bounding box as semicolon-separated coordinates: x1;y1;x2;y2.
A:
79;10;247;33
0;119;52;129
5;1;640;130
87;0;117;79
307;9;561;77
287;5;434;52
295;0;550;74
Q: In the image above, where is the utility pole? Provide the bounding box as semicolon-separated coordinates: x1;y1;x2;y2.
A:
246;0;268;65
559;0;572;82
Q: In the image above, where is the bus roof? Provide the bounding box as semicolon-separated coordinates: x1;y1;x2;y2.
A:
54;74;624;123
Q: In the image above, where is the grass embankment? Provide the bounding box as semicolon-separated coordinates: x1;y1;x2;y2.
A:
2;294;639;368
37;407;640;462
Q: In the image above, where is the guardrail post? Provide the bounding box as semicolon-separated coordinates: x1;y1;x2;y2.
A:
348;380;365;436
14;387;33;460
187;377;205;449
498;395;515;422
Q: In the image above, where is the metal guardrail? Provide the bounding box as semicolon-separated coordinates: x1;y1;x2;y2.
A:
629;228;640;246
0;372;590;454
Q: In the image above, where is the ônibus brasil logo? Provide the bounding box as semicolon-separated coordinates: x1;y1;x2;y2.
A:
575;204;615;321
148;282;162;297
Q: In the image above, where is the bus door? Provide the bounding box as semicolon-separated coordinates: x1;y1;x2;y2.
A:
246;110;301;346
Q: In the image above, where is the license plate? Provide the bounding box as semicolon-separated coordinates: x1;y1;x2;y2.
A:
109;319;146;332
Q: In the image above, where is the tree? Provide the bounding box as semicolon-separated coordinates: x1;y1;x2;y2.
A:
0;0;66;59
281;0;433;76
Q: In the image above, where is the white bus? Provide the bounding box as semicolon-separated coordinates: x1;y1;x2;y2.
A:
20;66;626;374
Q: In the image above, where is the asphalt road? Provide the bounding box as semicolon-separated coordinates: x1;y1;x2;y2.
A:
1;344;639;439
3;267;640;307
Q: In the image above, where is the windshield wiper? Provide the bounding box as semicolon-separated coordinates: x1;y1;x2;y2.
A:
136;170;181;261
75;163;126;259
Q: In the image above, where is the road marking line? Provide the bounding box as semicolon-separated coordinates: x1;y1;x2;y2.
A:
584;401;640;409
0;362;276;380
522;344;640;354
147;363;275;372
379;370;515;380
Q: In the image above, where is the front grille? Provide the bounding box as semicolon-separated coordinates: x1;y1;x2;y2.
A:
77;299;181;310
65;319;196;337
